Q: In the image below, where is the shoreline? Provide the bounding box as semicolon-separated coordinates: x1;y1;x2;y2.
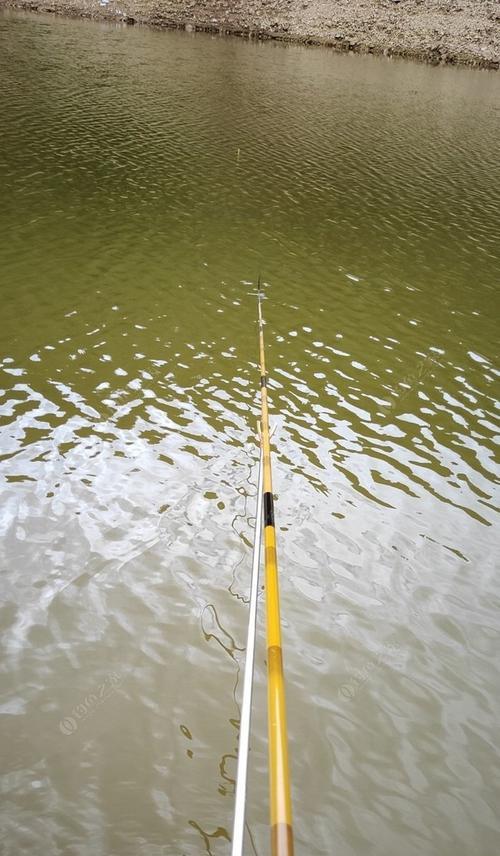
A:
1;0;498;70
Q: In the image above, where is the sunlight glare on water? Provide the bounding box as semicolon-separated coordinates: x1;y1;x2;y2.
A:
0;10;499;856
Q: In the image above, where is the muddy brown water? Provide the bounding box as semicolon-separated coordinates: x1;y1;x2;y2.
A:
1;10;499;856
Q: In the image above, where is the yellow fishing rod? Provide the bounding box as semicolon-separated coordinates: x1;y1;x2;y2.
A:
257;279;294;856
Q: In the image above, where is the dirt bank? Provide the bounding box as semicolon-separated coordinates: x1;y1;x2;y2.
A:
2;0;499;69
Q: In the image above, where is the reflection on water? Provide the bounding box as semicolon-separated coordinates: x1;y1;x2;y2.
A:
0;9;499;855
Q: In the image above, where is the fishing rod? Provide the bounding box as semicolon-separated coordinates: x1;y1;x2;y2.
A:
231;447;263;856
257;279;294;856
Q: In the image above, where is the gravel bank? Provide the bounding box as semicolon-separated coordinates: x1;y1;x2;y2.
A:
2;0;499;68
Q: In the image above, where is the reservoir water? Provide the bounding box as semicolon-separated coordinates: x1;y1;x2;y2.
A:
1;10;499;855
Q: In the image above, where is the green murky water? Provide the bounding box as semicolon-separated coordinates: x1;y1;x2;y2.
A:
1;9;499;855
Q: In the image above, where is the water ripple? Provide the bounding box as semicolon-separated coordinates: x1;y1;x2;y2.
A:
1;9;500;856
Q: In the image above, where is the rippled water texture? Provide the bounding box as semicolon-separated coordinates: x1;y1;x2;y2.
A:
1;10;499;855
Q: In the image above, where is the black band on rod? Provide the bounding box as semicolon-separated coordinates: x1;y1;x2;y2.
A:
260;376;267;387
263;492;275;528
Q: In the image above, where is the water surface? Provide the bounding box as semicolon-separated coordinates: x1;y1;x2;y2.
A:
1;10;499;856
